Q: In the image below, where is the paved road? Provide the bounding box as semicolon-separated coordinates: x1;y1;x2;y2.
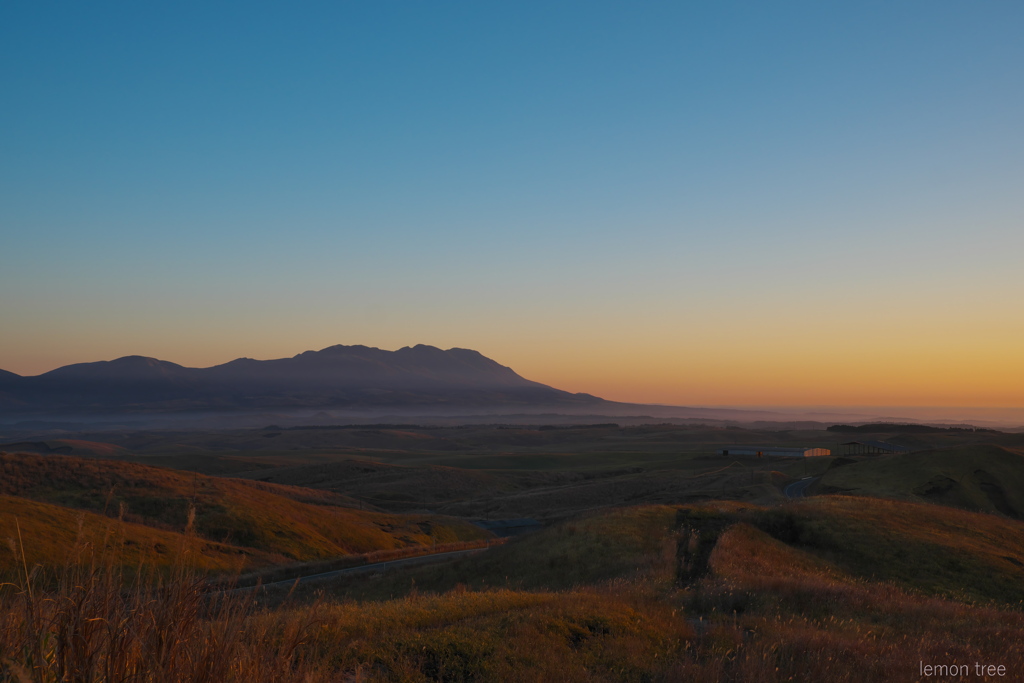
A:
224;547;490;594
783;477;818;499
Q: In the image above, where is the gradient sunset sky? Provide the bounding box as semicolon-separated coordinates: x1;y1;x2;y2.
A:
2;2;1023;408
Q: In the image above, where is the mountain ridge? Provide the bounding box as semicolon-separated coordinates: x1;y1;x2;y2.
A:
0;344;601;415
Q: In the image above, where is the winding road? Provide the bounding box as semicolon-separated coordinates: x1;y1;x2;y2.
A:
783;477;818;499
224;547;491;594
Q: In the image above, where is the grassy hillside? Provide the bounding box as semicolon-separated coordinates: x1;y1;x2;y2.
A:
220;496;1024;680
0;494;274;575
321;505;679;601
315;495;1024;607
0;452;487;566
741;496;1024;604
0;439;132;458
4;494;1024;681
818;444;1024;518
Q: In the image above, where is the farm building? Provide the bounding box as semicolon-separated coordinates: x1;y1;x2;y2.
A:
841;440;910;455
718;446;831;458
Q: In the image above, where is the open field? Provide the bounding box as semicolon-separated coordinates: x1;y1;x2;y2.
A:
817;444;1024;518
15;422;1022;472
2;423;1023;680
0;452;488;577
302;495;1024;606
259;497;1024;680
0;494;272;575
3;496;1022;681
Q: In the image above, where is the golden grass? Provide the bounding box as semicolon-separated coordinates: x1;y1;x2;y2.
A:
0;556;318;682
0;495;267;577
317;504;679;601
691;514;1024;682
3;495;1023;680
290;587;691;682
0;452;488;568
752;495;1024;604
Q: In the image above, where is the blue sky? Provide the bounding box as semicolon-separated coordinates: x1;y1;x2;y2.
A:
2;1;1023;407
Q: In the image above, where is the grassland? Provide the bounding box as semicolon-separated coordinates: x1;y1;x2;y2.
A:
3;423;867;472
16;422;1012;522
4;495;1021;681
298;495;1024;605
0;494;269;575
285;496;1024;680
716;496;1024;604
818;444;1024;517
0;452;488;578
3;424;1023;680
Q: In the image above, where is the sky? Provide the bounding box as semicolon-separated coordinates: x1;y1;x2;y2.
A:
2;1;1023;409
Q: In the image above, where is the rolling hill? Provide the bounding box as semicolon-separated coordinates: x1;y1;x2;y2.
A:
261;496;1024;681
816;444;1024;518
0;494;276;575
320;494;1024;606
0;451;488;574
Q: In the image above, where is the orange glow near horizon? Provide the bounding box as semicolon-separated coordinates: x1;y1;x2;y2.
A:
4;316;1023;410
510;321;1024;409
4;1;1024;423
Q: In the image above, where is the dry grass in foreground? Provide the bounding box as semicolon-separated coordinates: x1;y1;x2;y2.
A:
3;498;1024;681
0;562;322;682
0;514;321;683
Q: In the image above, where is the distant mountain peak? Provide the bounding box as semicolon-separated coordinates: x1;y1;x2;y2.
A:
107;355;179;367
41;355;187;380
300;344;380;358
396;344;446;355
0;344;603;415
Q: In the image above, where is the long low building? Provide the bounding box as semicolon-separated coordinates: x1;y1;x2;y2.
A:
841;440;910;455
718;446;831;458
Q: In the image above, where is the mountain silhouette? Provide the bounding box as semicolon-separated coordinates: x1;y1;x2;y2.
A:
0;345;601;414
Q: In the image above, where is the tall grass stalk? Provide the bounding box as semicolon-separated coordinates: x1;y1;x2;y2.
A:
0;512;323;683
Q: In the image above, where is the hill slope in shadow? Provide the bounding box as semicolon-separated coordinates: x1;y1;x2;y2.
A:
817;444;1024;518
